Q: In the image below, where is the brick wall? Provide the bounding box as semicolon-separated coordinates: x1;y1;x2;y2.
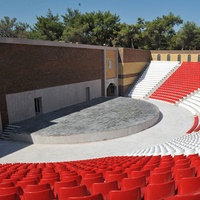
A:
0;42;104;127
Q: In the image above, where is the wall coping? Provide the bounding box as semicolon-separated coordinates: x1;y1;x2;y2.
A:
0;37;118;51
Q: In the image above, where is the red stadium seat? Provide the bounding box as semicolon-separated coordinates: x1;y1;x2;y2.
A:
58;185;88;200
121;176;146;190
173;167;195;186
177;176;200;195
24;188;53;200
106;172;128;187
83;173;103;179
61;175;82;185
165;193;200;200
0;193;21;200
90;180;119;199
0;186;21;196
17;180;37;191
144;180;175;200
81;176;105;192
0;182;15;188
67;193;104;200
149;171;172;184
54;180;78;197
25;183;51;192
107;187;141;200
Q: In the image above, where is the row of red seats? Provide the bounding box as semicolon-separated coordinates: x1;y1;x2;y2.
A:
1;154;200;199
150;62;200;104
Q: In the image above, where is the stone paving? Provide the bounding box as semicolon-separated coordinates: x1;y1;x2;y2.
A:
12;97;159;137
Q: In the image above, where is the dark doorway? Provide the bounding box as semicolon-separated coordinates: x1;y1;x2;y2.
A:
34;97;42;116
107;83;117;96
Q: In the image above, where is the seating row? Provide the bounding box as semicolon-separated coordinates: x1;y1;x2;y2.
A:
130;132;200;156
1;154;200;199
150;62;200;104
176;90;200;133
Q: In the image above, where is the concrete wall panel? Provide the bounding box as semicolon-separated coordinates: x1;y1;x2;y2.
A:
6;79;101;124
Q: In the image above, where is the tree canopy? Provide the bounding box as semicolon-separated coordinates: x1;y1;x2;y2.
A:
1;9;200;50
0;16;29;38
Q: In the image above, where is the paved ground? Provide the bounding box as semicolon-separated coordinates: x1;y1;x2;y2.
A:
0;98;193;163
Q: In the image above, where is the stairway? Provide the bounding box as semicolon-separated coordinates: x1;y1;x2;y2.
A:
0;125;20;140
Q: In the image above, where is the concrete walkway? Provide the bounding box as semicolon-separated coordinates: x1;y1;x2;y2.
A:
0;98;193;163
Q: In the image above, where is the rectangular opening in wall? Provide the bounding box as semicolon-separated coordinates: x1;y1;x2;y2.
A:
34;97;42;116
86;87;90;101
108;60;113;69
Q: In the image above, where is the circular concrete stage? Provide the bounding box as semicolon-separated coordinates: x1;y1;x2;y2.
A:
10;97;160;144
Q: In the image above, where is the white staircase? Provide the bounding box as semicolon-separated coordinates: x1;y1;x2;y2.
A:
128;61;180;99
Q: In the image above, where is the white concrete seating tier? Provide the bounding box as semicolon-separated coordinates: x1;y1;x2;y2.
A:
177;90;200;133
129;132;200;156
128;61;180;98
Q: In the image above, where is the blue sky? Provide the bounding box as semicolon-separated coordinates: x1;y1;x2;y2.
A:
1;0;200;28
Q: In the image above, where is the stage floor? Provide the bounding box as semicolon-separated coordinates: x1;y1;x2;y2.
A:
10;97;160;144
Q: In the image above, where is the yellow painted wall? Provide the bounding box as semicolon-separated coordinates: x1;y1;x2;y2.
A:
106;50;117;79
118;77;138;86
151;51;200;63
119;62;148;76
118;48;151;95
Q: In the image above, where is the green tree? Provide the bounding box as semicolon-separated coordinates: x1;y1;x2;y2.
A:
142;13;183;50
92;10;121;46
174;22;200;50
62;8;90;43
0;16;29;38
30;9;64;41
62;9;121;46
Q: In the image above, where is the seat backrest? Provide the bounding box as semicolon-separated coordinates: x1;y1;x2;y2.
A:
105;170;123;177
90;180;119;199
107;187;141;200
149;171;172;184
121;176;146;190
1;178;19;185
124;167;142;175
172;193;200;200
81;176;105;191
61;175;82;185
178;176;200;195
24;188;52;200
0;193;21;200
130;170;150;178
0;186;21;195
153;166;172;173
58;185;88;200
26;183;51;192
40;177;59;186
84;173;103;178
54;180;78;195
106;172;128;184
17;180;37;190
67;193;104;200
144;180;175;200
173;167;195;183
173;163;191;172
0;182;15;188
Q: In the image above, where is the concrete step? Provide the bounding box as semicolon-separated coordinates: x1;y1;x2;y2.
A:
0;125;20;140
